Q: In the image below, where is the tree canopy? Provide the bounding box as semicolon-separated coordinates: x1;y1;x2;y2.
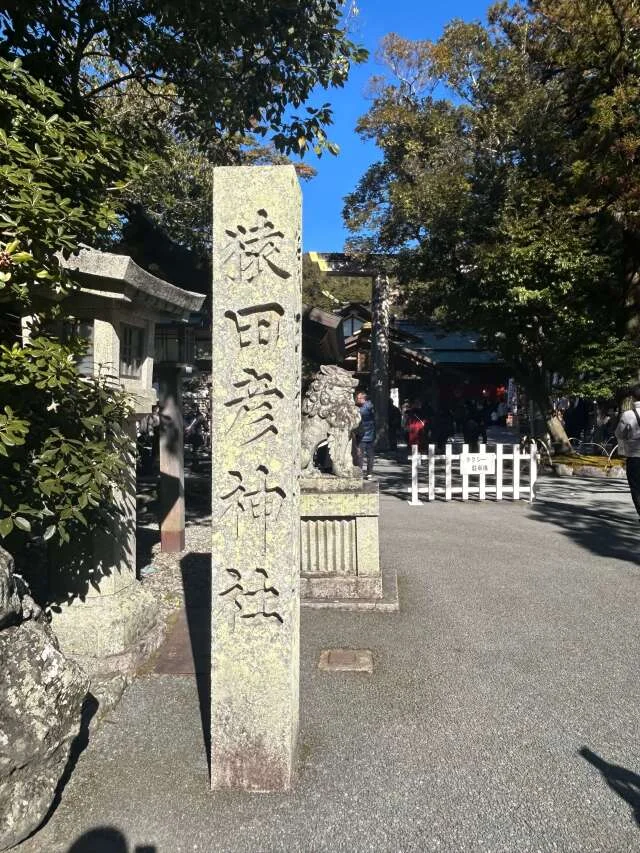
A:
0;0;367;156
1;2;366;277
0;57;127;310
344;1;640;424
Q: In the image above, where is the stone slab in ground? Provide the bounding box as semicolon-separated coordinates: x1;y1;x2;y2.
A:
318;648;373;673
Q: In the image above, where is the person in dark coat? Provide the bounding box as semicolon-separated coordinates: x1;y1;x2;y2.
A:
432;408;454;453
355;391;376;479
463;404;486;452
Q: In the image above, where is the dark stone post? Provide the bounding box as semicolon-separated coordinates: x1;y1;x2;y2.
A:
158;365;185;553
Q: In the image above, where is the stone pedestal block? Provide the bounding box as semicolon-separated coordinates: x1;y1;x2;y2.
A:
211;166;302;791
300;478;381;601
50;582;161;676
300;478;398;611
48;420;162;676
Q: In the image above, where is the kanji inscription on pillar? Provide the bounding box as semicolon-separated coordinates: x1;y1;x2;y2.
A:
211;166;301;792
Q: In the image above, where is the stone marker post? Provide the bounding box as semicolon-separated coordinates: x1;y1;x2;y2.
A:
157;365;185;553
210;166;302;791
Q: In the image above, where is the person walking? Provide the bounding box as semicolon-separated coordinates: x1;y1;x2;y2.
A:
432;407;454;453
615;384;640;518
463;403;486;452
355;391;376;479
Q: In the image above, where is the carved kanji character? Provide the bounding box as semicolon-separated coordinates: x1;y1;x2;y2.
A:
225;303;284;351
221;209;291;284
224;369;284;446
218;465;286;549
219;567;283;629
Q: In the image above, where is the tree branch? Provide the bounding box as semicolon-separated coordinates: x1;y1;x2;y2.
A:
82;71;164;99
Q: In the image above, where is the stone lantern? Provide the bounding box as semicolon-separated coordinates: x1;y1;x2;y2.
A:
30;249;204;675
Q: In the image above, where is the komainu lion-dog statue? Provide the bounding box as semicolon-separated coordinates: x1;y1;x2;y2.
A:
301;365;362;478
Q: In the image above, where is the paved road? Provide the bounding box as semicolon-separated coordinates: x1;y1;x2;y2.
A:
18;467;640;853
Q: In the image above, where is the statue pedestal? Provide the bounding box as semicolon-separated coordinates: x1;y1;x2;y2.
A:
300;477;398;611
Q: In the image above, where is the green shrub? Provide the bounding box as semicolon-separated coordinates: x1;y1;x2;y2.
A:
0;337;133;551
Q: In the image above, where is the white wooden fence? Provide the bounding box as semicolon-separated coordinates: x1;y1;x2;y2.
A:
408;442;538;505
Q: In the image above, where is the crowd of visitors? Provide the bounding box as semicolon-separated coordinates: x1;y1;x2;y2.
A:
398;397;510;453
135;384;628;487
554;396;619;446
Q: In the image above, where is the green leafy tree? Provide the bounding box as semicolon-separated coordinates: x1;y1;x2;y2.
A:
0;0;367;157
112;126;318;272
0;57;127;309
0;3;366;572
0;2;365;284
344;1;640;448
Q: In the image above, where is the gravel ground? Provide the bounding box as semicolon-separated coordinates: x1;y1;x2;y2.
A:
16;460;640;853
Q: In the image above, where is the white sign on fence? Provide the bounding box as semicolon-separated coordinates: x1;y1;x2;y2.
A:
460;453;496;475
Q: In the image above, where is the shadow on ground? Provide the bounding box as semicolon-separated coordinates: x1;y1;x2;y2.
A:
48;694;99;817
20;693;100;846
531;479;640;565
180;551;211;775
66;826;156;852
366;451;412;501
580;747;640;826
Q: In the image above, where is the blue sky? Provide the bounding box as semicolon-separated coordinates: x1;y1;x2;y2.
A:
301;0;490;251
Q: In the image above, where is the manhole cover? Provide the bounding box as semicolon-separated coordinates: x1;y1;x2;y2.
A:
318;648;373;674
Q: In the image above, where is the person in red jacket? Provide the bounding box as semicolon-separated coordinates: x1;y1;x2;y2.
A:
406;402;428;452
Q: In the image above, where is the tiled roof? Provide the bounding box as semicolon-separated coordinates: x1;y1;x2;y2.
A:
396;322;501;365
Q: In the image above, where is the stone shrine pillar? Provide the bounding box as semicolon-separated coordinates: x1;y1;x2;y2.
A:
210;166;302;791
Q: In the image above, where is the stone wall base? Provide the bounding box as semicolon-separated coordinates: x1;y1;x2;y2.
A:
301;564;399;612
300;574;383;600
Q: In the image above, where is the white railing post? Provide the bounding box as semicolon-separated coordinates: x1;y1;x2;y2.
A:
445;443;452;501
409;443;421;506
461;443;469;501
529;440;537;502
428;444;436;502
512;444;520;500
496;444;503;500
478;441;486;501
